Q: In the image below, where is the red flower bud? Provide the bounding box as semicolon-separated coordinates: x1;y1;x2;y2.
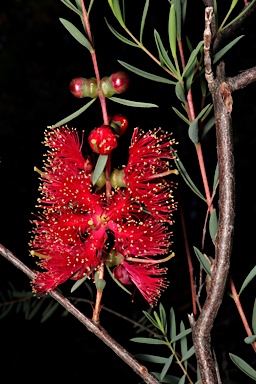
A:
88;125;117;155
113;264;132;285
110;71;130;94
109;114;129;136
70;77;97;98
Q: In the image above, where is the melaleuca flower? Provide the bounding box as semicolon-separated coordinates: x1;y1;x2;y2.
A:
113;261;168;306
30;125;177;306
122;127;178;223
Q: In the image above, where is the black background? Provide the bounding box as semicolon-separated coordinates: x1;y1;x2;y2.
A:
0;1;256;383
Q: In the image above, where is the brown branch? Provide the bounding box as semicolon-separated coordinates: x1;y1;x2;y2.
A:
213;2;256;54
0;243;160;384
229;66;256;91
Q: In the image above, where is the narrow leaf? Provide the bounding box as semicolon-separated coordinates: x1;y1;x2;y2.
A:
193;246;211;276
159;303;167;334
178;375;186;384
253;298;256;334
171;328;192;343
213;162;219;190
59;18;93;51
229;353;256;380
173;0;181;41
154;30;177;75
168;5;177;60
170;307;176;345
143;310;161;329
105;19;138;47
196;103;213;121
140;0;150;42
111;0;125;27
201;116;215;140
223;0;256;30
52;98;96;127
135;354;168;364
182;40;204;78
181;0;187;23
60;0;81;15
188;119;199;145
70;275;87;293
179;321;188;369
172;107;190;125
180;346;195;362
174;156;205;201
239;266;256;295
105;264;132;295
213;35;244;64
209;209;218;242
131;337;167;345
154;311;165;334
92;155;108;185
118;60;176;84
160;355;174;381
109;96;158;108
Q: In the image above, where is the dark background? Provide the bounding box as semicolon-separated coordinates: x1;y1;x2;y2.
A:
0;1;256;383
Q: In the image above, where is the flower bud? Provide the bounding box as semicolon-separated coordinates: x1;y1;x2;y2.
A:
99;76;115;98
110;169;126;188
88;125;117;155
70;77;97;98
109;114;129;136
110;72;130;94
113;264;132;285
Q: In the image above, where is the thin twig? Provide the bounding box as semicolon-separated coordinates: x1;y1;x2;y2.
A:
0;243;160;384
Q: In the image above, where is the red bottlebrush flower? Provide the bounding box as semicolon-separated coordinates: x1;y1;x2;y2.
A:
123;127;178;223
31;125;176;306
88;125;117;155
113;261;168;306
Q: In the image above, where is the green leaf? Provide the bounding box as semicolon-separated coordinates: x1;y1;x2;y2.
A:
168;5;177;60
135;354;168;364
159;303;167;334
239;266;256;295
92;155;108;185
140;0;150;43
201;116;215;140
209;209;218;242
60;0;81;15
181;0;187;23
171;328;192;343
185;57;196;92
229;353;256;381
188;119;199;145
52;98;96;127
174;154;205;201
110;0;125;27
40;302;59;323
105;264;132;295
213;35;244;64
223;0;256;30
173;0;181;41
180;346;195;362
131;337;167;345
59;18;93;51
197;104;213;122
154;311;166;334
244;335;256;345
94;272;106;292
143;310;161;329
105;18;138;47
151;372;180;384
109;97;158;108
193;246;211;276
172;107;190;125
154;30;178;76
118;60;176;85
178;375;186;384
170;307;176;347
253;298;256;334
213;162;219;190
160;355;174;381
182;40;204;78
70;275;87;293
175;81;186;102
179;321;188;369
74;0;82;11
